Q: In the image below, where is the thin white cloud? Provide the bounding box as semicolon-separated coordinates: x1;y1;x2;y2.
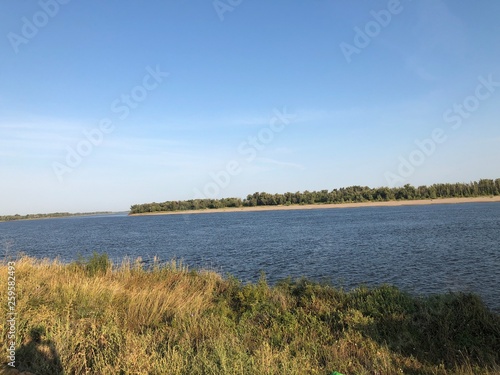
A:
0;120;83;160
274;147;294;155
103;137;186;151
256;157;305;170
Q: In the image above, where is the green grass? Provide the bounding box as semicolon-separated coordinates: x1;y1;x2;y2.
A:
1;256;499;374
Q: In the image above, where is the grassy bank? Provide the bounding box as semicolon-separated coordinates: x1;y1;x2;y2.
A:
1;256;499;375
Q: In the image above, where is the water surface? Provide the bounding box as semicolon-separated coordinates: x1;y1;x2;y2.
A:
1;203;499;311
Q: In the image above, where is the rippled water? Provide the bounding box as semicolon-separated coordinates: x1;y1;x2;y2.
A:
1;203;499;311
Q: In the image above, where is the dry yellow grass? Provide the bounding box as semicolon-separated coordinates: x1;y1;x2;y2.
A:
1;256;499;374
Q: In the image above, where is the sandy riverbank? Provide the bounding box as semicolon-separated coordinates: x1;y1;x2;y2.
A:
129;196;500;216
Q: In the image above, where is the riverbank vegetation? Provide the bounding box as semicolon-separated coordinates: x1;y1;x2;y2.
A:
130;178;500;214
1;255;499;374
0;212;114;223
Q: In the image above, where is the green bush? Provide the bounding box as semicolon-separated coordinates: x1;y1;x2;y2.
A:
73;251;111;276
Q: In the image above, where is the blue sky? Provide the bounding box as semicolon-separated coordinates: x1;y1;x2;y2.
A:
1;0;499;215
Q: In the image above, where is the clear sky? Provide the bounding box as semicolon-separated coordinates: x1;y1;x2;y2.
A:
1;0;499;215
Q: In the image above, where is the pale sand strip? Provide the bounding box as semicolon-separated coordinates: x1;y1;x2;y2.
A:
129;196;500;216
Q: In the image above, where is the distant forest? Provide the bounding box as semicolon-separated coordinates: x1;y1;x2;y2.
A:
130;178;500;214
0;212;113;223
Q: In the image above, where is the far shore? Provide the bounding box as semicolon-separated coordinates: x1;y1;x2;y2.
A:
129;196;500;216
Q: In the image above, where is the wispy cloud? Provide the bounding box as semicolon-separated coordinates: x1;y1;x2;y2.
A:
256;157;305;170
0;119;84;160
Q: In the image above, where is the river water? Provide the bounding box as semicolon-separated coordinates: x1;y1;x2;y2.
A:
1;203;499;311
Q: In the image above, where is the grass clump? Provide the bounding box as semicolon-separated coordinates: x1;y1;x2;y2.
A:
1;256;499;374
73;251;112;277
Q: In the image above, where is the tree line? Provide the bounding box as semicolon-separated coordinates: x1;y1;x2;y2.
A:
0;212;113;223
129;178;500;214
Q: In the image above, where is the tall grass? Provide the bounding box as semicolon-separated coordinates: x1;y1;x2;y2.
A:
1;256;499;374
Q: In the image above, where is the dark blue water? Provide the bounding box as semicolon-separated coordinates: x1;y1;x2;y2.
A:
1;203;499;311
